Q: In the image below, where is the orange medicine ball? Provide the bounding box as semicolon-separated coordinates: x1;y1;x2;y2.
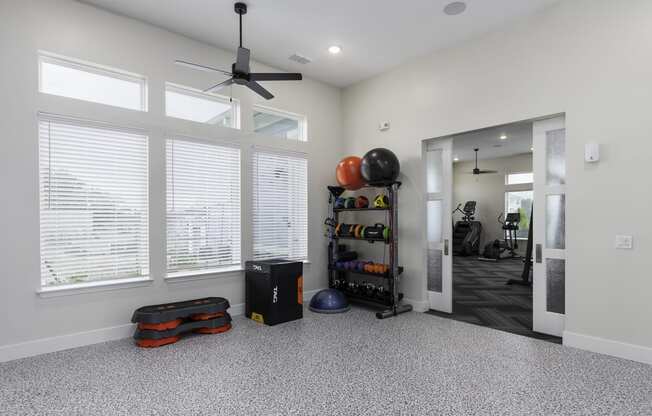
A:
336;156;366;190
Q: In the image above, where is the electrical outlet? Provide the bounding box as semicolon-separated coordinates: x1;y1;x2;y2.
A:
615;235;633;250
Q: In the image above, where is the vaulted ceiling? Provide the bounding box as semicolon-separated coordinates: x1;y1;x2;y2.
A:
81;0;561;87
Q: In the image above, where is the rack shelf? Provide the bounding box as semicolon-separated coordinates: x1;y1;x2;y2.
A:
329;266;404;278
327;183;412;319
333;235;387;243
334;207;390;213
339;289;405;308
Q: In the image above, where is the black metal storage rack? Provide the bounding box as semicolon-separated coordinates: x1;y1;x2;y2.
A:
327;182;413;319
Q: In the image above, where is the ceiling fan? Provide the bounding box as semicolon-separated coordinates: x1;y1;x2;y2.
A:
175;2;302;100
470;148;498;175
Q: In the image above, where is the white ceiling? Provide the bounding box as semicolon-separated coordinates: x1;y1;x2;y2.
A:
452;121;533;162
80;0;561;87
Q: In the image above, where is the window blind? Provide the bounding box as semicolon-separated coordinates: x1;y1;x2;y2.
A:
252;149;308;261
166;138;241;275
39;116;149;287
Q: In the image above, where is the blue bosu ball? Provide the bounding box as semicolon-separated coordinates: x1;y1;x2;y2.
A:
309;289;351;314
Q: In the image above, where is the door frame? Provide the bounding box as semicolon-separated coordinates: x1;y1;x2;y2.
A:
421;114;567;338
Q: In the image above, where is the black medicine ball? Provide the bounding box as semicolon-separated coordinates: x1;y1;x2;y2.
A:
360;148;400;185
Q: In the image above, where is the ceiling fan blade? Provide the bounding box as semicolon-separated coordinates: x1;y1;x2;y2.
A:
234;47;250;73
175;60;232;76
249;73;303;81
246;81;274;100
203;78;234;94
477;170;499;174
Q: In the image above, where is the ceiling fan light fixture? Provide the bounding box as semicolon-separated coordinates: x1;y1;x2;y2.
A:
328;45;342;54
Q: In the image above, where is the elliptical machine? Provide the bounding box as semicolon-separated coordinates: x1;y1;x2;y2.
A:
452;201;482;256
479;212;520;261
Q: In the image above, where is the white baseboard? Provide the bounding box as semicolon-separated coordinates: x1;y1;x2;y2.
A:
563;330;652;366
404;297;429;313
0;323;136;363
0;288;324;363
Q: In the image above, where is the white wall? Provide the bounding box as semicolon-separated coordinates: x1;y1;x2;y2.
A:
0;0;341;353
453;153;532;250
343;0;652;354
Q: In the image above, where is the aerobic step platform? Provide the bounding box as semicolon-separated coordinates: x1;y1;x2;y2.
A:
131;297;232;348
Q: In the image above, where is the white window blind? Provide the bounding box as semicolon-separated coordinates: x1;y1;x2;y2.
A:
166;138;241;275
252;149;308;261
39;116;149;287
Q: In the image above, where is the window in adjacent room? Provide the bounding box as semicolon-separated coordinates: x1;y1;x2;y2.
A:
166;137;242;276
38;52;147;111
39;115;149;287
506;172;534;185
165;83;239;129
505;175;533;240
252;106;307;141
252;149;308;261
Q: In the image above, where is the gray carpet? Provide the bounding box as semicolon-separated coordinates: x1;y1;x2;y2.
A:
1;308;651;415
429;256;561;343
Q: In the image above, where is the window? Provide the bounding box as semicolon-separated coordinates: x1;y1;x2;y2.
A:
39;115;149;287
253;106;307;141
39;53;147;111
165;83;239;128
252;149;308;261
506;172;534;185
166;138;241;276
506;190;533;239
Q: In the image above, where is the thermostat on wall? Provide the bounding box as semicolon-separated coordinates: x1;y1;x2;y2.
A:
585;143;600;163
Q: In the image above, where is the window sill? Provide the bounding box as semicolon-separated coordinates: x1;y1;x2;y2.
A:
37;277;153;298
165;266;244;283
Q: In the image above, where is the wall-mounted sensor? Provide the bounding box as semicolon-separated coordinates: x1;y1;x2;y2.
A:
585;143;600;163
379;121;390;131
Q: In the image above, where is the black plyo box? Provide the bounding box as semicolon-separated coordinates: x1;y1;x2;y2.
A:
245;259;303;326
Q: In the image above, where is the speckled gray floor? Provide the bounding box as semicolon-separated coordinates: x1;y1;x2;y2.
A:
1;308;651;416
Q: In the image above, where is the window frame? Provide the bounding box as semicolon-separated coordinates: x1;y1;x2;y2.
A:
38;51;148;112
165;135;243;279
504;171;534;240
251;147;309;262
164;82;240;129
37;113;151;290
252;104;308;142
505;171;534;186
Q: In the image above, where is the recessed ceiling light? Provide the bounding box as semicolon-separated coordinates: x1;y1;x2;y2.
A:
453;157;460;162
500;134;508;140
328;45;342;54
444;2;467;16
530;146;534;151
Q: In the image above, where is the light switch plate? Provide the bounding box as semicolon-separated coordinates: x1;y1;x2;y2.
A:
615;235;633;249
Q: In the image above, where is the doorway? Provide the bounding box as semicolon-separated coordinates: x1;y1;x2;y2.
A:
422;115;566;343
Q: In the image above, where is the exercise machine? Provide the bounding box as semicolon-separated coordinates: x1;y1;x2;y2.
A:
479;212;521;261
452;201;482;256
507;206;533;286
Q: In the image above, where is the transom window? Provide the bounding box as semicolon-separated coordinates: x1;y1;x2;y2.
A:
38;52;147;111
253;105;307;141
165;83;239;129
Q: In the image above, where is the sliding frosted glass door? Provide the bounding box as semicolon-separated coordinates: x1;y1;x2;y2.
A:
423;138;453;313
533;116;567;337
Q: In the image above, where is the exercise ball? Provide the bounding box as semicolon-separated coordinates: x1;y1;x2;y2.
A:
309;289;351;314
336;156;365;190
360;148;400;186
